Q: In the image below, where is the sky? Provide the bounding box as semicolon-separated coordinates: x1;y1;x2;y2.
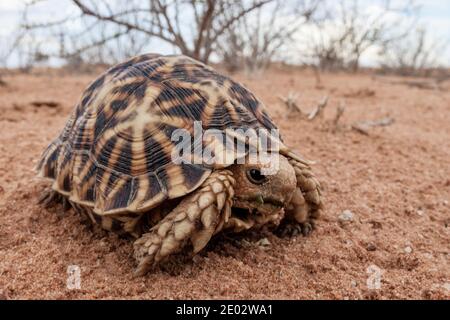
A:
0;0;449;68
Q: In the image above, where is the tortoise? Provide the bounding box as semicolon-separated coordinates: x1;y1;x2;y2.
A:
37;53;322;276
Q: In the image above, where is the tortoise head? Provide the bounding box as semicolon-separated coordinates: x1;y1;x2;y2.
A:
226;154;296;231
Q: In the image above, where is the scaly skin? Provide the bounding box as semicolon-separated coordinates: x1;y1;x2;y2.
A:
280;157;323;236
133;170;235;276
224;154;297;232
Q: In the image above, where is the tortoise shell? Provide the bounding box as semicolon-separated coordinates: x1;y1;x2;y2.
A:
37;54;286;215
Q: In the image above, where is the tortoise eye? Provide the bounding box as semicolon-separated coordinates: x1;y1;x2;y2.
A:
246;168;266;184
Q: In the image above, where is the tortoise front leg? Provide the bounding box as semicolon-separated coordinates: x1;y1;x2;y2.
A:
278;157;322;237
133;170;235;276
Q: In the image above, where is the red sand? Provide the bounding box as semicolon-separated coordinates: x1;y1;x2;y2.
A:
0;68;448;299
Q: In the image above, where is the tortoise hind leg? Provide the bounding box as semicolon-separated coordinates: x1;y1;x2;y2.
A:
38;188;71;211
133;170;235;276
38;189;59;207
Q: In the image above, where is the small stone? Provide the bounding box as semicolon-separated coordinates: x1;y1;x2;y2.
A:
430;283;440;290
256;238;271;247
351;280;358;288
369;220;383;229
404;246;413;254
417;209;424;216
423;253;433;260
366;243;377;251
338;210;354;223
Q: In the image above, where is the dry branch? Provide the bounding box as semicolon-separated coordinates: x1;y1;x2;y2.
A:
313;66;323;89
30;101;61;108
218;0;320;73
69;0;272;63
332;103;346;130
278;92;304;114
351;117;395;135
308;96;329;120
396;80;441;91
379;27;448;76
303;0;419;72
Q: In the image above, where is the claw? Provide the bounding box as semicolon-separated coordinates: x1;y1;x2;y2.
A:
38;189;60;208
62;197;71;211
301;222;313;236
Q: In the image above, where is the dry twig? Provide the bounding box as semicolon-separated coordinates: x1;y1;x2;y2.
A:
397;80;441;91
351;117;395;135
30;101;61;108
331;103;346;132
308;96;329;120
278;92;304;114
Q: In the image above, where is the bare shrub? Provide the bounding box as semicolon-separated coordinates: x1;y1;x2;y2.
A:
217;0;321;73
300;0;419;72
0;31;25;83
23;0;273;65
12;0;449;77
378;27;449;76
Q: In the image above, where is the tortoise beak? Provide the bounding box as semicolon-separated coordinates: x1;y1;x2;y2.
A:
224;194;286;232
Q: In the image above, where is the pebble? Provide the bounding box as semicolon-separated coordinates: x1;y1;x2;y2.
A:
256;238;271;248
404;246;413;254
366;243;377;251
338;210;354;223
423;253;434;260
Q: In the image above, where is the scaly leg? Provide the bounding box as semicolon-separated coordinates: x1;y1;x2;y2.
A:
278;157;323;237
38;188;71;211
133;170;235;276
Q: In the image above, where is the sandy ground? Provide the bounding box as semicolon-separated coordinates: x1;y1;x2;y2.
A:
0;67;449;299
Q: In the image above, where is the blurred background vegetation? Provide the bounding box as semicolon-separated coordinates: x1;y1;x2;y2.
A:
0;0;448;80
